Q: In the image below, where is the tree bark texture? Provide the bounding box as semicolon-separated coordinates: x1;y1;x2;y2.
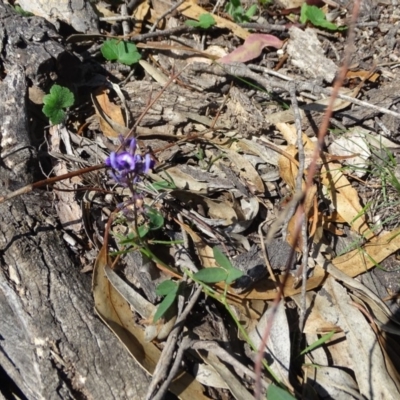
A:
0;3;149;398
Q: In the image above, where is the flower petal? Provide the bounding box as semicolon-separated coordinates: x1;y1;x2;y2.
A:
108;152;118;170
143;154;154;173
128;138;137;154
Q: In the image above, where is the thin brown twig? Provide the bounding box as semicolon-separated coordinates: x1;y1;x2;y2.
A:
0;164;105;204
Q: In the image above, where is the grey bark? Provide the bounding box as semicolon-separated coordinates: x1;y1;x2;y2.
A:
0;3;149;399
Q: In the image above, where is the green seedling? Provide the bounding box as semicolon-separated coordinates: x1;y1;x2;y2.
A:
101;39;141;66
13;5;34;17
185;13;216;29
193;246;243;284
225;0;257;23
153;247;243;322
117;206;164;243
42;84;74;125
300;3;345;31
299;330;336;356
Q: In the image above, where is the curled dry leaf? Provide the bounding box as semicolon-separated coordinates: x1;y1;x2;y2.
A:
219;34;283;64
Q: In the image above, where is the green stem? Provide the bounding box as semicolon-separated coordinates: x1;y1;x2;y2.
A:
186;270;282;385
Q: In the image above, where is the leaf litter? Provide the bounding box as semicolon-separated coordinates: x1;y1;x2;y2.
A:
9;0;400;398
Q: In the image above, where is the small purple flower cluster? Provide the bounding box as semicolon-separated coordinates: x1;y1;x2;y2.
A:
105;138;154;186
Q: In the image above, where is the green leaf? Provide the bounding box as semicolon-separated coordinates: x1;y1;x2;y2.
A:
225;0;257;23
156;280;178;296
266;384;296;400
119;225;150;242
245;4;258;19
185;13;216;29
225;268;244;285
146;207;164;231
193;268;228;283
14;5;34;17
213;246;234;271
300;4;340;31
300;330;336;356
211;247;243;284
153;291;177;322
42;84;74;125
101;39;141;66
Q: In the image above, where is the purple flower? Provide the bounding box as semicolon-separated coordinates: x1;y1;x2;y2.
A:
105;138;155;186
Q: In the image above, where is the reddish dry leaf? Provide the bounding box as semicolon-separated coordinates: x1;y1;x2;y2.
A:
219;34;283;64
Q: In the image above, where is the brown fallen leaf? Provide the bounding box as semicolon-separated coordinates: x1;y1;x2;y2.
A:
93;88;125;138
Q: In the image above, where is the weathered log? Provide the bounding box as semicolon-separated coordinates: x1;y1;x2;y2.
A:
0;3;149;398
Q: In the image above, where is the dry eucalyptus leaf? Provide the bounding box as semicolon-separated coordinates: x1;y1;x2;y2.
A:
228;196;259;234
223;148;265;194
193;363;229;389
303;364;360;399
320;277;399;399
248;301;291;385
238;138;281;166
158;166;209;191
292;292;340;334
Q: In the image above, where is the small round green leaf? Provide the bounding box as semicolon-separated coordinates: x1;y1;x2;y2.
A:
101;39;141;66
42;84;74;124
